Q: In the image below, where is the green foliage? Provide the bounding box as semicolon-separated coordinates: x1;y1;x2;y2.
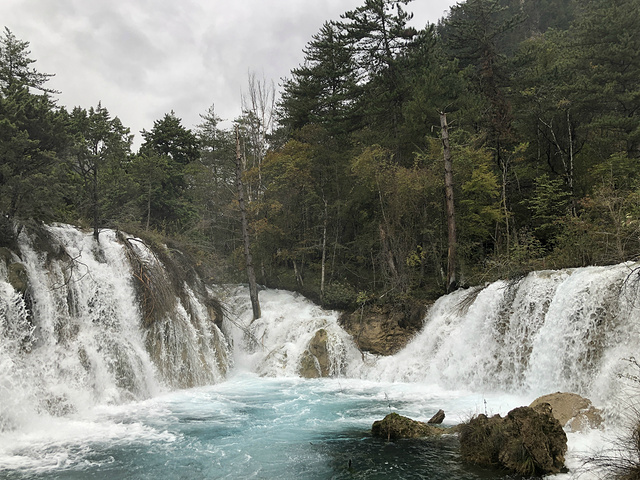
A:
67;103;133;236
526;173;572;247
137;112;200;232
322;281;359;310
4;0;640;304
0;27;57;94
0;31;67;219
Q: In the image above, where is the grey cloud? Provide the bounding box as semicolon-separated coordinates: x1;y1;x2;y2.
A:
0;0;456;147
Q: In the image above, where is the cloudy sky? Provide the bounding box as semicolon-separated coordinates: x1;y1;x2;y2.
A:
1;0;456;148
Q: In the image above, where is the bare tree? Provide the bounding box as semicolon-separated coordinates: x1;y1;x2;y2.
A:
441;112;457;293
240;71;276;201
235;125;261;321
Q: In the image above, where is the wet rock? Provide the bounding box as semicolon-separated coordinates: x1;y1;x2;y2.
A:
459;405;567;476
298;329;330;378
530;392;604;431
338;302;426;355
371;412;445;440
8;262;28;294
0;246;14;265
428;409;446;424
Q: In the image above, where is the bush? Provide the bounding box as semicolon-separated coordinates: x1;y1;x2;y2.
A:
322;281;358;310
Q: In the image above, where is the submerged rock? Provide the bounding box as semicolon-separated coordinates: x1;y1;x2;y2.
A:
459;404;567;476
371;412;445;440
530;392;604;431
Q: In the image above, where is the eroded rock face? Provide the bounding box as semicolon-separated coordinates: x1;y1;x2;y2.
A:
338;303;426;355
459;404;567;476
371;413;445;440
298;329;330;378
530;392;604;431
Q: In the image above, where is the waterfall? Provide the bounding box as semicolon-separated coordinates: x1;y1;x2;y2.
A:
352;263;640;407
215;286;362;377
222;263;640;410
0;222;229;431
3;220;640;430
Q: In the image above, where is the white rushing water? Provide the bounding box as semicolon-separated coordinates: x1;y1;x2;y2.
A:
1;222;640;478
219;264;640;410
0;224;229;434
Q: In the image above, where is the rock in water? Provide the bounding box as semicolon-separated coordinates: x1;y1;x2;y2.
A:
338;302;425;355
428;409;445;424
459;405;567;476
371;413;444;440
530;392;603;431
298;329;331;378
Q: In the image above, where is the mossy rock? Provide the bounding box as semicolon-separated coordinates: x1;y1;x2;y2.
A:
459;405;567;476
299;350;321;378
298;329;331;378
372;412;445;440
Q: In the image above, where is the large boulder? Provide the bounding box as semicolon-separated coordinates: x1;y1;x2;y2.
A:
298;329;331;378
371;412;445;440
339;302;426;355
530;392;604;432
459;404;567;476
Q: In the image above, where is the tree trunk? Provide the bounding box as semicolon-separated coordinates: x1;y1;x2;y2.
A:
146;181;152;231
92;165;99;241
235;126;261;321
440;112;457;293
320;197;328;300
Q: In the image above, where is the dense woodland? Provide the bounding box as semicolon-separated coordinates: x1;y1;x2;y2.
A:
1;0;640;309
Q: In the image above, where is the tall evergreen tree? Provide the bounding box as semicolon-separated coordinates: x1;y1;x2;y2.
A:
138;112;200;231
279;21;360;137
67;103;132;238
0;27;57;94
338;0;417;159
0;28;66;219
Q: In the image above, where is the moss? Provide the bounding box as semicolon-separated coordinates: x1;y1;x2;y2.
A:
371;412;446;440
459;406;567;476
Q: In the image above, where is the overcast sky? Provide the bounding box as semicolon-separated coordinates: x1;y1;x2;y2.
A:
1;0;456;148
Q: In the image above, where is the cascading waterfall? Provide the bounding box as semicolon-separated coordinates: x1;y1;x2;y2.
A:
351;263;640;408
2;222;639;478
0;222;229;432
223;262;640;411
215;285;362;377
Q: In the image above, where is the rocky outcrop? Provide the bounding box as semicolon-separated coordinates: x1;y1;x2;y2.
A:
530;392;604;432
459;404;567;476
339;302;426;355
298;329;331;378
371;413;445;440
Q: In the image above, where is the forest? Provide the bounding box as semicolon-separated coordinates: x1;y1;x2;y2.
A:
1;0;639;310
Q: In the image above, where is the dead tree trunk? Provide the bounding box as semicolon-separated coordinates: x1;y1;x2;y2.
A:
92;165;99;241
440;112;457;293
320;196;328;300
235;126;261;321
